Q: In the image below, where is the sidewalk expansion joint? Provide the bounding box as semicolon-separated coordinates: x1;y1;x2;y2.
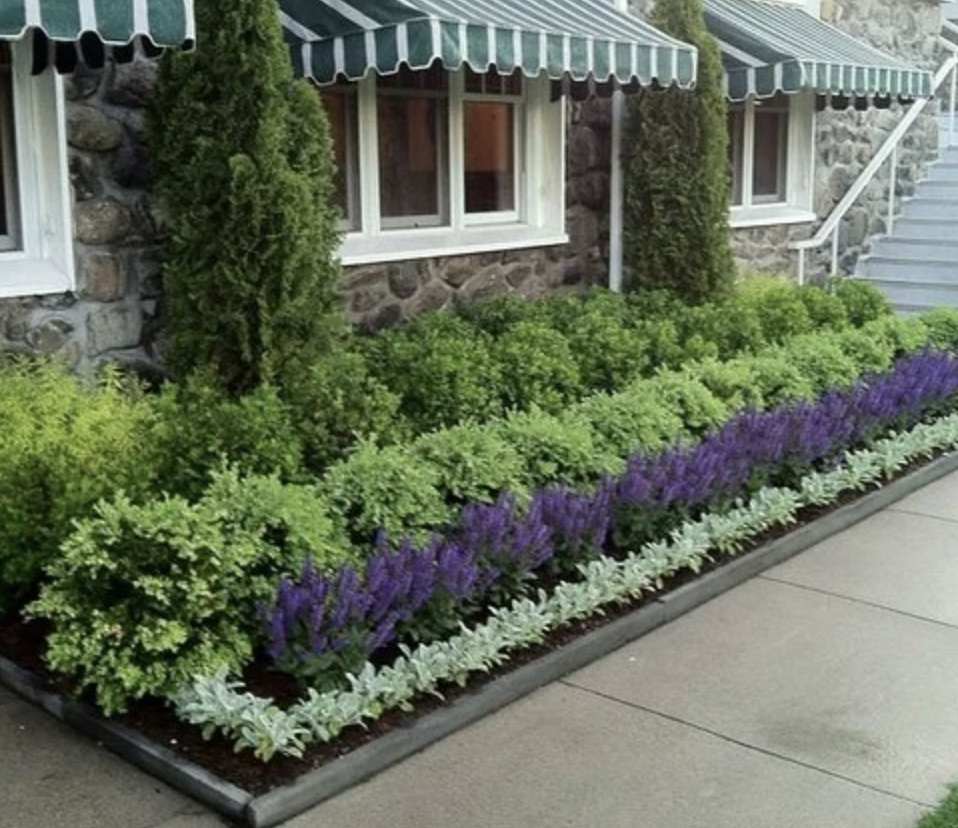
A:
886;506;958;527
757;575;958;633
559;679;935;810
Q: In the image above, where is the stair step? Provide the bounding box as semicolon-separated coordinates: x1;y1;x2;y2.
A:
915;180;958;197
925;162;958;181
856;256;958;281
859;278;958;310
866;237;958;258
899;197;958;218
887;218;958;240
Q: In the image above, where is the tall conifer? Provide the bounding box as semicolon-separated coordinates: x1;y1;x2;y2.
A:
622;0;735;303
149;0;343;394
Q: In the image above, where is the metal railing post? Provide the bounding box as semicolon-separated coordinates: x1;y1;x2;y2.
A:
888;145;898;235
951;58;957;147
797;248;806;286
831;227;840;275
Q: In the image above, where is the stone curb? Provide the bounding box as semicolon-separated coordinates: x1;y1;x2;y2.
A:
3;450;958;828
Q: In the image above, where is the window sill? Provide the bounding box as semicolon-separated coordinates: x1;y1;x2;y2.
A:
0;256;73;300
340;226;569;267
729;206;818;230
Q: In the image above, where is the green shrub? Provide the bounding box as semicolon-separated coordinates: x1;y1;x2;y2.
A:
318;442;451;545
0;359;157;617
573;383;687;460
31;468;348;714
861;315;930;358
737;277;815;343
492;408;622;489
919;308;958;351
564;307;651;394
653;372;730;436
370;314;503;429
457;294;532;336
413;426;528;505
829;279;893;326
773;334;860;394
680;303;764;361
152;374;305;499
745;353;816;408
834;327;896;376
797;285;850;330
493;321;582;413
285;344;406;473
679;358;765;412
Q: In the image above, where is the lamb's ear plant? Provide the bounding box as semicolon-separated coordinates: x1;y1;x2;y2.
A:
172;411;958;761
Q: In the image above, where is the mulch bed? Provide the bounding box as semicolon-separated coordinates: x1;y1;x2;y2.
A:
0;452;938;796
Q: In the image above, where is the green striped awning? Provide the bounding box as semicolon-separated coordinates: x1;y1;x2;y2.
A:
704;0;933;102
0;0;195;72
279;0;698;91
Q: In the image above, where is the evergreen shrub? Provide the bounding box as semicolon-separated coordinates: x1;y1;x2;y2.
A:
622;0;734;302
149;0;342;394
31;467;349;714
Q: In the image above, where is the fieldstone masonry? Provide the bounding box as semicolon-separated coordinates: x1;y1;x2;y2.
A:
0;0;946;363
0;58;162;369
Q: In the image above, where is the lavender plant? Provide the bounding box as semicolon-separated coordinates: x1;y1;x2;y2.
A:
261;350;958;687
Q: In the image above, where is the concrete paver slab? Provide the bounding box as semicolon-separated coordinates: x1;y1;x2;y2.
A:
764;510;958;626
568;579;958;807
891;470;958;523
286;683;923;828
0;686;213;828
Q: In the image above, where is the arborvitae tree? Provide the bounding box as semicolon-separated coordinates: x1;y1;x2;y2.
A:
149;0;343;394
622;0;735;303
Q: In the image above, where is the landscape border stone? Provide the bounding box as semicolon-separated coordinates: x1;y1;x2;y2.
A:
3;448;958;828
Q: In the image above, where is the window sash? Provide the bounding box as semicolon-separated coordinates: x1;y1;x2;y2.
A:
333;67;531;240
0;51;19;252
728;99;790;209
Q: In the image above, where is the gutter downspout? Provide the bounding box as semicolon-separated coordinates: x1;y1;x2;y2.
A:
609;0;628;293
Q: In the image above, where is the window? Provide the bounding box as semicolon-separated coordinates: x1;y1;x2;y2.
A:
727;93;815;228
0;41;73;298
319;62;567;266
0;45;20;251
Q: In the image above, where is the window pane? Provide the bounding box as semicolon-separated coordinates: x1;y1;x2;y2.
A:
378;95;448;224
0;44;17;248
320;89;361;230
727;109;745;206
464;102;516;214
752;109;788;203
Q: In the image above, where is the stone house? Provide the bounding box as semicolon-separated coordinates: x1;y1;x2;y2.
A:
0;0;942;370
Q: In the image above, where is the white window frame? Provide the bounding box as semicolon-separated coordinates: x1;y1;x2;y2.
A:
729;93;817;229
0;40;73;299
338;68;567;267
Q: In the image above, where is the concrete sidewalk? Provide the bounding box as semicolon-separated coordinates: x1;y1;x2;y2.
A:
5;474;958;828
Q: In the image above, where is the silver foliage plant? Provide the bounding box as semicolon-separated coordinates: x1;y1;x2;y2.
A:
172;413;958;761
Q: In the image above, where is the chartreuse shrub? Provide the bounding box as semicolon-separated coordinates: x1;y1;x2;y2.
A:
921;307;958;351
0;359;157;618
829;278;893;326
149;0;342;394
31;468;350;715
493;322;583;413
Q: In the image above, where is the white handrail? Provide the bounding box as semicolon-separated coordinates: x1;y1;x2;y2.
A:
789;34;958;284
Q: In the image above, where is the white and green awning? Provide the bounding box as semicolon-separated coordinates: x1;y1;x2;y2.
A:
279;0;698;91
704;0;933;102
0;0;195;71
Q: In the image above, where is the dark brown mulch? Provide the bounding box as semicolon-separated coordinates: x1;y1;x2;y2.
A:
0;451;940;796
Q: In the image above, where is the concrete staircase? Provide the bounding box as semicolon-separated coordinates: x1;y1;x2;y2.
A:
854;115;958;312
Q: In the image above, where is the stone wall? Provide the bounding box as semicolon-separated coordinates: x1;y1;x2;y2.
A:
341;97;614;329
0;59;162;370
